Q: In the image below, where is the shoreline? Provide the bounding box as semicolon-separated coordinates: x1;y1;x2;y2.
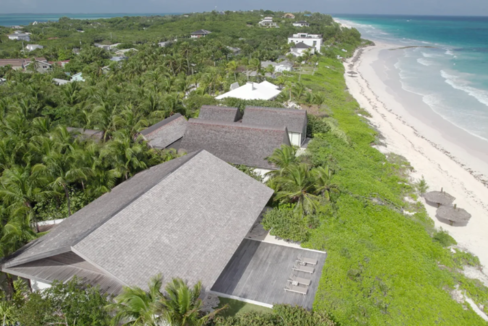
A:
344;42;488;274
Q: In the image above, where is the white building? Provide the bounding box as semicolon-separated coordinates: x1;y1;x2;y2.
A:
259;17;278;28
261;60;293;73
94;43;121;51
288;33;323;53
8;33;30;41
292;21;310;27
25;44;44;52
288;42;315;57
216;81;281;101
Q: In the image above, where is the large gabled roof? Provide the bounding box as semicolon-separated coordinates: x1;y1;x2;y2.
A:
140;114;188;149
242;106;307;134
179;119;290;170
198;105;241;123
2;151;273;292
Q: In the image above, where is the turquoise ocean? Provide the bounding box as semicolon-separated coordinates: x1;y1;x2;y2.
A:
334;15;488;142
0;13;179;27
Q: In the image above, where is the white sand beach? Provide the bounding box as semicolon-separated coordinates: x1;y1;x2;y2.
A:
344;42;488;277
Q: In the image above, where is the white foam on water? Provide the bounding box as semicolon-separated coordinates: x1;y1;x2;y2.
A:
417;58;433;66
441;70;488;107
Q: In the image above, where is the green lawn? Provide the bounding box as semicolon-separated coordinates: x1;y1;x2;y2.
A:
217;297;272;317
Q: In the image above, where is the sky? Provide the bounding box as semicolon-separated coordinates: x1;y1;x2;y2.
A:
3;0;488;16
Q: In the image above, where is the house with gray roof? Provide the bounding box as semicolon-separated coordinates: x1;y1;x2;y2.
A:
1;150;274;294
198;105;241;123
242;106;307;146
66;127;103;142
190;30;211;38
179;119;290;173
139;113;188;149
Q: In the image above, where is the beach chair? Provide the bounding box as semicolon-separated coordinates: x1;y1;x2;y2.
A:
285;284;308;295
289;274;311;286
293;263;314;274
297;255;318;265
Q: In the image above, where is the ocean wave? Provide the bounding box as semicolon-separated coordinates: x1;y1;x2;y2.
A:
441;70;488;107
417;58;433;66
445;50;455;56
422;52;441;58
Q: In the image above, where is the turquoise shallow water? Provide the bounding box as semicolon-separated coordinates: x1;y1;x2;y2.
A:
334;15;488;141
0;13;179;27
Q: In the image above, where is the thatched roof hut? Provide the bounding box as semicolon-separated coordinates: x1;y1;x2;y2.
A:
436;204;472;226
424;189;455;207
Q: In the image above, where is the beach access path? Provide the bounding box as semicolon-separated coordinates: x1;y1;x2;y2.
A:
344;41;488;283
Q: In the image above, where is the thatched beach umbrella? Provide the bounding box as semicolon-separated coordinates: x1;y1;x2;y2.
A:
424;188;455;207
436;204;472;226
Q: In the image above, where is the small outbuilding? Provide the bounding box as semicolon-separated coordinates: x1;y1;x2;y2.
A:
190;30;211;38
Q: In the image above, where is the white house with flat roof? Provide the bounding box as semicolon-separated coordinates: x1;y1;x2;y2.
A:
259;17;278;28
8;33;30;41
288;33;323;53
293;21;310;27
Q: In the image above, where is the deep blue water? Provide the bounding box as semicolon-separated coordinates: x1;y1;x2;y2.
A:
0;13;180;27
334;15;488;141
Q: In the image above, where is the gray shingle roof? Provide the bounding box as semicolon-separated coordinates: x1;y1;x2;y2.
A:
140;114;188;149
2;152;200;268
191;29;211;35
293;41;312;49
242;106;307;134
198;105;241;123
66;127;103;141
179;119;290;170
2;151;273;292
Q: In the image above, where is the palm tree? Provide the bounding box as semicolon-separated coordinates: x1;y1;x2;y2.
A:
313;166;339;202
100;131;149;180
32;149;91;216
226;61;238;81
157;278;224;326
107;274;164;325
272;164;319;216
266;145;297;176
0;166;50;231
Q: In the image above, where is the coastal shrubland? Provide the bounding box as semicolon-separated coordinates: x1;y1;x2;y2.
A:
261;51;488;324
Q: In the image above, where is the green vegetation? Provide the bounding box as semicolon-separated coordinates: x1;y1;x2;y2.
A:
1;9;486;326
216;298;271;317
212;304;336;326
260;51;488;324
0;277;111;325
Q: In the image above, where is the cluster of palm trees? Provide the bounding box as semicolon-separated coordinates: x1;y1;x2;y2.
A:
108;274;224;326
266;145;339;216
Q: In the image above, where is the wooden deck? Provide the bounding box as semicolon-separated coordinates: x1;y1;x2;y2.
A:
211;239;326;309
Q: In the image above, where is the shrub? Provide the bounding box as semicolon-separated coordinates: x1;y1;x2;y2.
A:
432;229;457;247
261;206;310;243
307;114;330;138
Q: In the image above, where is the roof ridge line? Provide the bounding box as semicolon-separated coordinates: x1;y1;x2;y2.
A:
71;151;202;249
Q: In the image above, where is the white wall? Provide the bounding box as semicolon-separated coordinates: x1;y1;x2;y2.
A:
31;279;51;291
254;168;272;182
288;37;322;53
288;132;302;147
